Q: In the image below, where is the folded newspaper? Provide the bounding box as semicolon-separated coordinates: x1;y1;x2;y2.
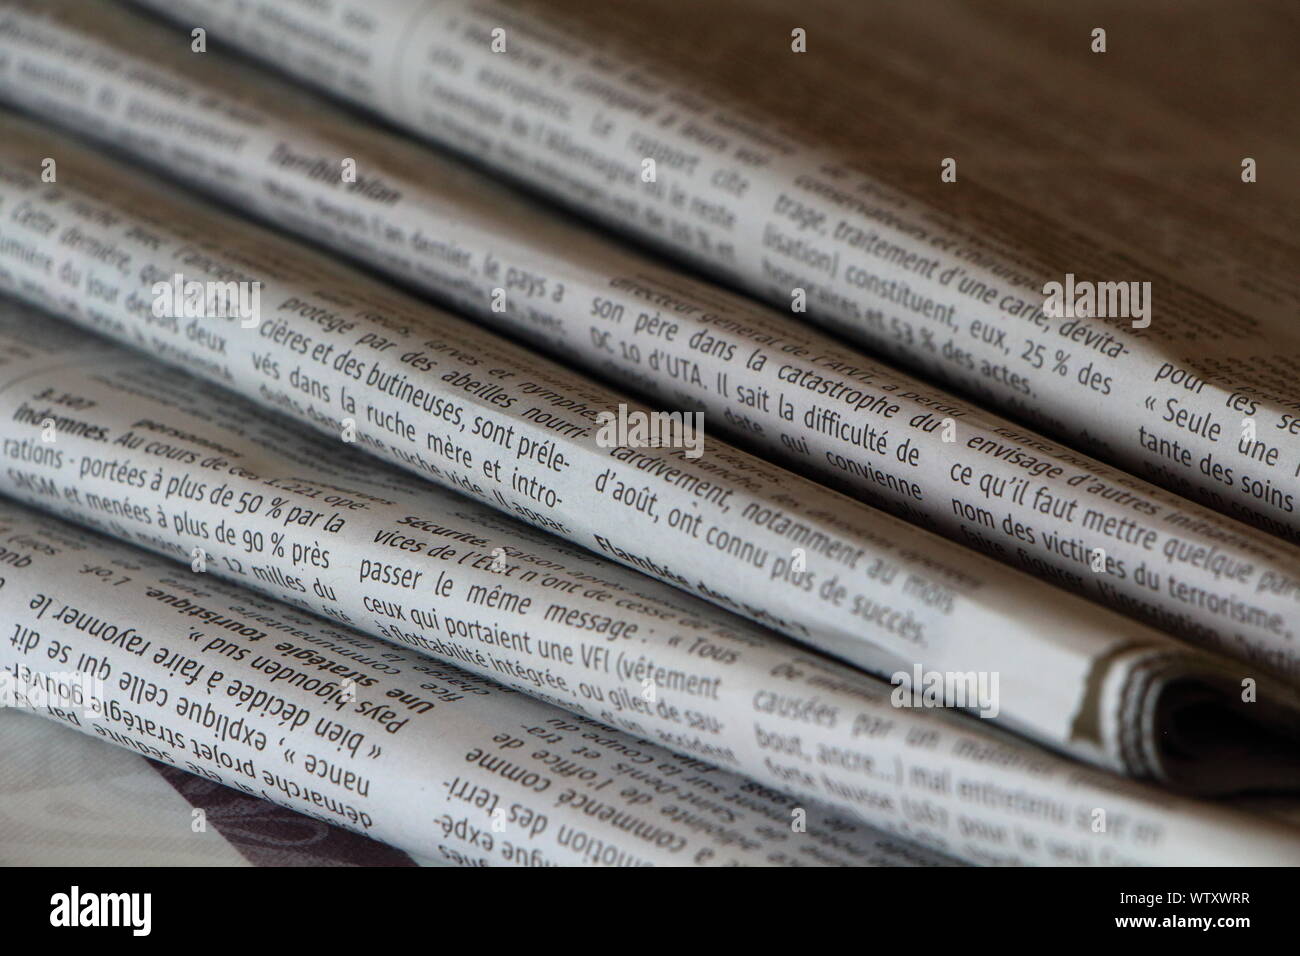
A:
119;0;1300;550
1;0;1296;693
3;310;1299;865
1;109;1299;791
0;0;1296;868
0;497;955;867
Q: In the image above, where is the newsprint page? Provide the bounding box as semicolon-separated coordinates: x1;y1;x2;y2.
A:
0;0;1294;941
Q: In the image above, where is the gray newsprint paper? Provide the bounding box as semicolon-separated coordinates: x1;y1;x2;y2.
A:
0;101;1299;792
2;112;1300;789
2;311;1299;865
0;0;1296;692
119;0;1300;549
0;499;953;867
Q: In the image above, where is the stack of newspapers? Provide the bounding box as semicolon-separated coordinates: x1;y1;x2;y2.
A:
0;0;1298;866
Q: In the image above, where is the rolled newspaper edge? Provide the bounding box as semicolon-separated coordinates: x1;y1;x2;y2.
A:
1;308;1299;865
0;108;1294;788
